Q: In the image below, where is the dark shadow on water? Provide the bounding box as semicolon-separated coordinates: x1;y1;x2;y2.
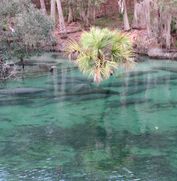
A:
1;58;177;180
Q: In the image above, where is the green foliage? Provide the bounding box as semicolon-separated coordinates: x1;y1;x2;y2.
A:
0;0;54;61
64;0;106;25
15;6;54;47
68;27;133;83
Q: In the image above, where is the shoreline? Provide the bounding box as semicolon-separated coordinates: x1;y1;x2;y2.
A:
52;25;177;61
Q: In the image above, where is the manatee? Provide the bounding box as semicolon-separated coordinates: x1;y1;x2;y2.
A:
56;80;91;85
35;88;120;107
153;66;177;73
122;86;156;96
46;76;93;85
124;70;158;78
0;99;34;107
36;94;110;107
66;94;110;102
151;101;177;109
56;76;93;83
108;98;152;108
64;88;120;96
101;80;146;89
0;118;12;122
102;75;177;89
0;88;45;95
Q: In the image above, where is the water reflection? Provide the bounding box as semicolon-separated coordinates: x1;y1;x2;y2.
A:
0;55;177;180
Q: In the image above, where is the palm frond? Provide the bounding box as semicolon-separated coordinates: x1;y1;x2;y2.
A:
68;27;134;83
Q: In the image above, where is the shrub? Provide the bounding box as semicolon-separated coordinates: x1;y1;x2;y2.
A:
0;0;55;62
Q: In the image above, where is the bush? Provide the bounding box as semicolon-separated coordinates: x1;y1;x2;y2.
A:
0;0;55;61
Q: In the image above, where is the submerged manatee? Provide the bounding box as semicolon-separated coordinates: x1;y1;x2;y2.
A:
102;74;177;89
64;87;120;96
46;76;93;85
35;88;120;107
0;97;35;107
124;70;158;78
123;86;156;96
0;88;45;95
153;66;177;73
108;98;152;108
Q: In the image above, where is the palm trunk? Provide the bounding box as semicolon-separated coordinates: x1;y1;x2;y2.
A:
56;0;67;38
94;69;102;84
40;0;47;15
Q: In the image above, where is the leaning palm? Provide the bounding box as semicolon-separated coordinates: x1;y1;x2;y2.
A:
68;27;133;83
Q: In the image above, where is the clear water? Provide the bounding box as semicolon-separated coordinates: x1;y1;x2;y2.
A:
0;54;177;181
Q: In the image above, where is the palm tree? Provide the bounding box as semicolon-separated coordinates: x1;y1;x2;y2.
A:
68;27;133;84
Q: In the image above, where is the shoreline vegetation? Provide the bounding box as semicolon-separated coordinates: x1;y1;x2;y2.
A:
52;27;177;61
1;0;177;81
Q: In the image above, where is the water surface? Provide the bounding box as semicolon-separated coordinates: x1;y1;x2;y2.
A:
0;55;177;181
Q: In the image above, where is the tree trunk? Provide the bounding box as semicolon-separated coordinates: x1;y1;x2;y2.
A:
165;14;172;49
56;0;67;38
144;0;151;36
132;0;149;30
87;3;92;26
92;7;96;24
132;0;138;28
67;4;74;23
80;1;90;27
50;0;56;23
81;9;89;27
123;0;130;31
20;57;25;70
40;0;47;15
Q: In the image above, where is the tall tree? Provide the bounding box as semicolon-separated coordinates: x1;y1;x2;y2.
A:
50;0;56;23
132;0;177;49
132;0;138;28
67;0;75;23
40;0;47;15
65;0;106;26
56;0;67;38
144;0;151;36
118;0;130;31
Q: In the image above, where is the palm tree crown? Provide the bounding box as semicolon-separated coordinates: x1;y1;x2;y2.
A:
68;27;134;83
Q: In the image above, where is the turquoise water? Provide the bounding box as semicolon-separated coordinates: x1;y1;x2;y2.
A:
0;55;177;180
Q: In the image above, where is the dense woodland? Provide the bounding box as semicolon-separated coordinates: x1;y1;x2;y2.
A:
32;0;177;49
0;0;177;81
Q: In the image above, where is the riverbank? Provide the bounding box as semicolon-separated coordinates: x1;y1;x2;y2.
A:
53;22;177;60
